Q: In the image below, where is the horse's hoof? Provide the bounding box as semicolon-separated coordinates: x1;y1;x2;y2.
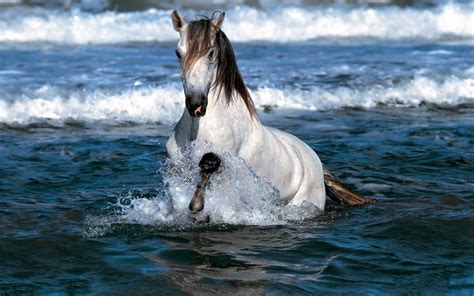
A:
189;198;204;213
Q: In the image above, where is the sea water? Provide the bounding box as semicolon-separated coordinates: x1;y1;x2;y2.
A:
0;1;473;294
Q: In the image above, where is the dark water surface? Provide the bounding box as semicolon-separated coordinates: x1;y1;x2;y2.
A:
1;2;474;295
1;106;473;294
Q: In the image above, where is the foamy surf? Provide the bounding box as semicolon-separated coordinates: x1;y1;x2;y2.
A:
84;142;319;236
0;72;472;126
0;3;473;44
255;75;474;111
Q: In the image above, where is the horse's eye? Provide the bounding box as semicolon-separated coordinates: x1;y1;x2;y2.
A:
208;50;215;59
175;50;182;60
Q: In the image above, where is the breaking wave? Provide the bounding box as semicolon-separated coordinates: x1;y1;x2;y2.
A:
0;71;472;126
0;3;473;44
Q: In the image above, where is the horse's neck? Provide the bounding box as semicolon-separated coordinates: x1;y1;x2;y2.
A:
175;90;260;153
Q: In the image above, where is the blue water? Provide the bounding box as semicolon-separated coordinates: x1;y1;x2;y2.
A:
0;1;473;294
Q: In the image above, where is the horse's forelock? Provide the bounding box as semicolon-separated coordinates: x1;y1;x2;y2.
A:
183;19;213;73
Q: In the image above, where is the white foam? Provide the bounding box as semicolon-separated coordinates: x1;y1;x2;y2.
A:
0;84;184;125
97;142;319;230
252;75;474;110
0;7;176;44
0;3;472;44
0;73;472;125
226;4;474;42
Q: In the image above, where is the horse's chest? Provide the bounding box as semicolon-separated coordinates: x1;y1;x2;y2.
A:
197;120;238;150
176;116;240;152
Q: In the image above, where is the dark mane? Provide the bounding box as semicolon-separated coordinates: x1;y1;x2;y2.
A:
185;18;257;117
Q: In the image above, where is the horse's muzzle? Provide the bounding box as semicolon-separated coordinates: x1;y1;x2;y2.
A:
186;94;207;117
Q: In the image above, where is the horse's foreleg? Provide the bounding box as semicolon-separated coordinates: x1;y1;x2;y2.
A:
189;152;221;213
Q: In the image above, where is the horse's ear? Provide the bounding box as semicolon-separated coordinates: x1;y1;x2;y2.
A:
171;10;186;32
212;11;225;28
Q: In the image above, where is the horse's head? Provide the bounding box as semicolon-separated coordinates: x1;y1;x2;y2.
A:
171;10;225;118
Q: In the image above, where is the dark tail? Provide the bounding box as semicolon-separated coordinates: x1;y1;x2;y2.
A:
323;167;374;206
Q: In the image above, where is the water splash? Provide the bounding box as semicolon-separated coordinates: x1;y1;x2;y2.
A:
84;142;320;236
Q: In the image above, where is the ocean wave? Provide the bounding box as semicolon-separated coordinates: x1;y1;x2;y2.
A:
0;3;472;44
254;75;473;110
0;73;472;126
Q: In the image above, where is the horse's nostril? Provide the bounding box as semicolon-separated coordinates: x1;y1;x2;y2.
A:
194;105;202;116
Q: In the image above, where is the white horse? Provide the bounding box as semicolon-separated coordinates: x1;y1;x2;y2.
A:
166;11;371;214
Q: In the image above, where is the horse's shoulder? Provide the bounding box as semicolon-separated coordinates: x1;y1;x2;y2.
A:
263;126;301;146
